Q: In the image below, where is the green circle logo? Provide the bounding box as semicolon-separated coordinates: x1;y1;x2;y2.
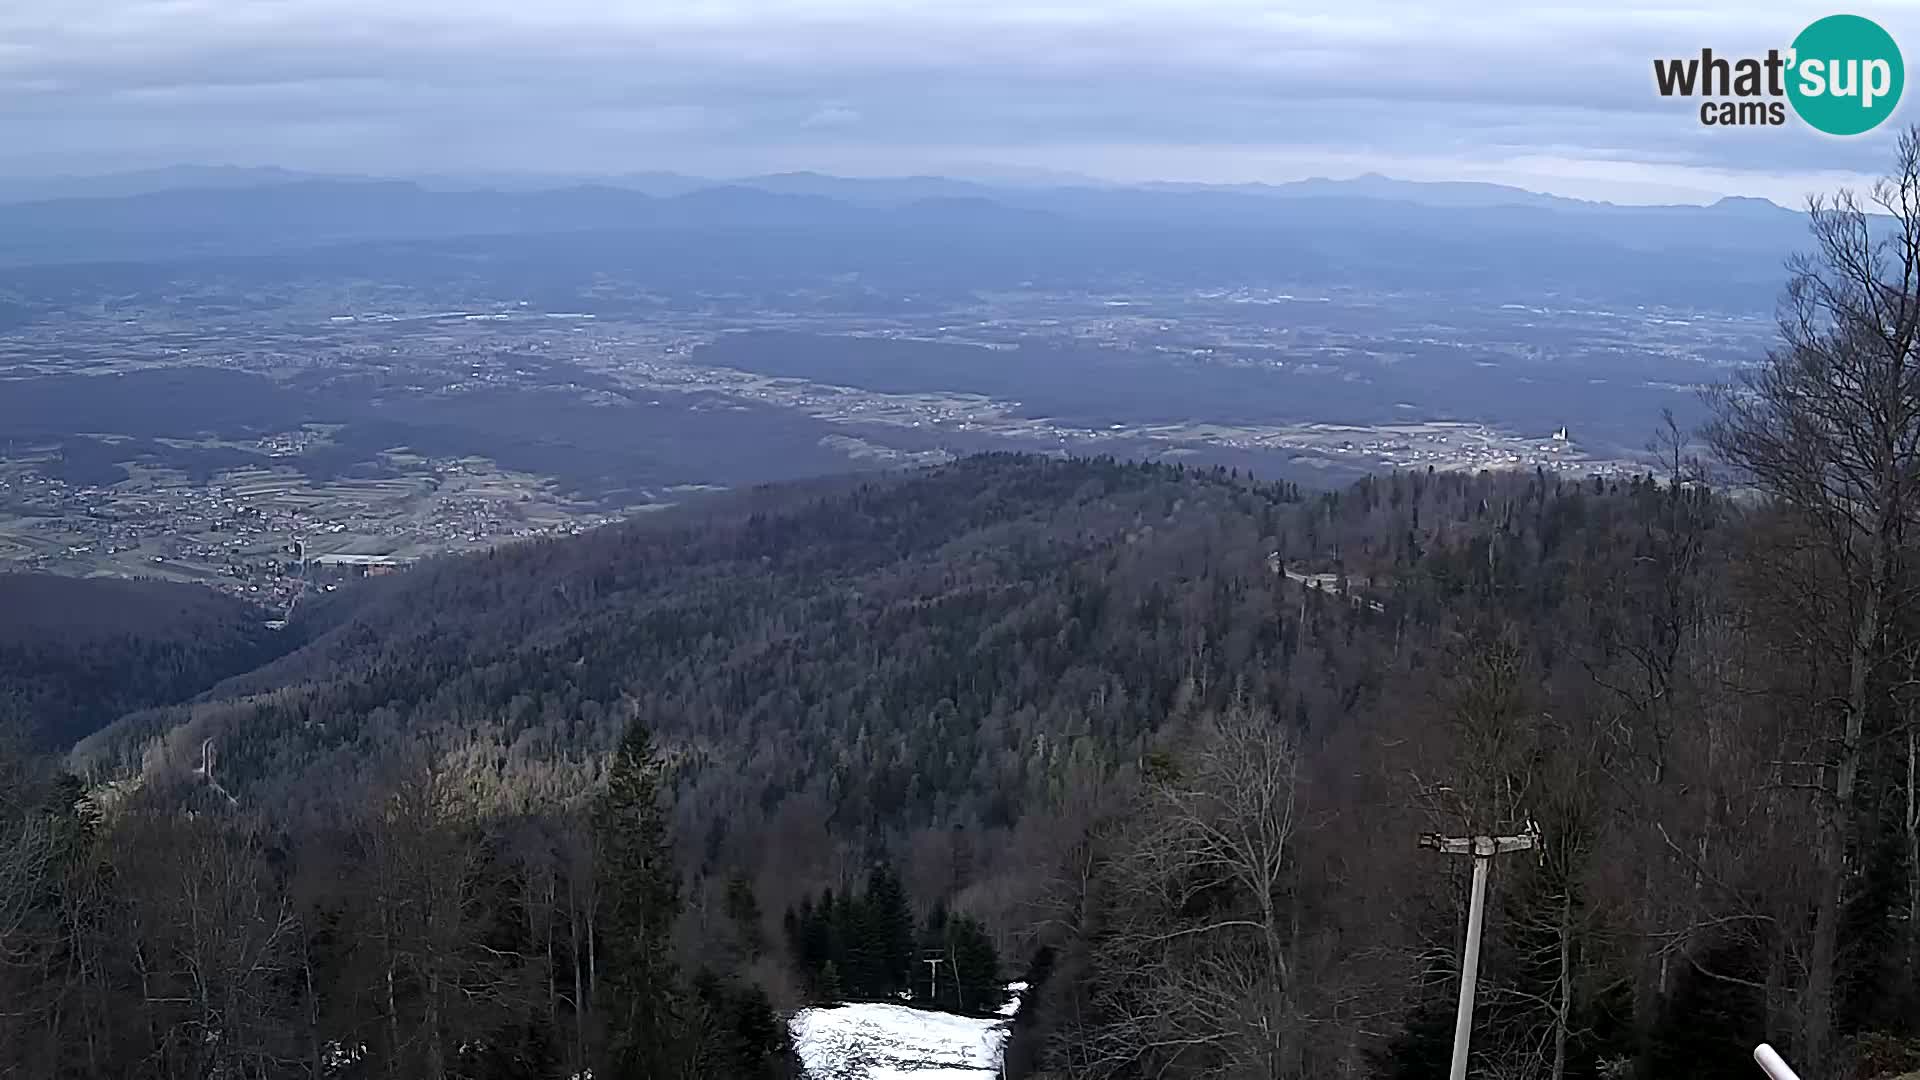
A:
1787;14;1904;135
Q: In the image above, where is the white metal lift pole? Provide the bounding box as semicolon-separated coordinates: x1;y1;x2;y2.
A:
1419;825;1540;1080
1451;851;1491;1080
1754;1043;1803;1080
924;956;945;1004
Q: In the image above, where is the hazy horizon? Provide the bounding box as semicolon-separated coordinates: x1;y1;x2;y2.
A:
3;1;1916;207
0;159;1838;210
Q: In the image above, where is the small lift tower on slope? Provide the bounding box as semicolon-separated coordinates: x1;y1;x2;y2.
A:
1418;821;1541;1080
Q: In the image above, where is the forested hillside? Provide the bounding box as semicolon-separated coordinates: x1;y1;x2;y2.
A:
77;455;1320;825
0;571;285;748
6;441;1915;1080
11;145;1920;1080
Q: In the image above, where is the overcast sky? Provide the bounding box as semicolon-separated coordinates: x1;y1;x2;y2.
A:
2;0;1918;204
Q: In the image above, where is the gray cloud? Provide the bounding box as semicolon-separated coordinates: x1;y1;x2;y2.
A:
0;0;1913;201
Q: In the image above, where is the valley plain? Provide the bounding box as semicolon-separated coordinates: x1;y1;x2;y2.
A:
0;193;1776;606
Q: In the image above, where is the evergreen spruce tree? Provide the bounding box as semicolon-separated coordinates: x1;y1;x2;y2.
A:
688;969;794;1080
724;874;766;961
834;885;878;998
865;863;915;1000
946;914;1006;1017
819;888;845;999
592;720;684;1079
782;903;803;968
786;897;824;997
914;903;1004;1015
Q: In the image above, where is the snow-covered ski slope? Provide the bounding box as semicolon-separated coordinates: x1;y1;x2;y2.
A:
790;983;1025;1080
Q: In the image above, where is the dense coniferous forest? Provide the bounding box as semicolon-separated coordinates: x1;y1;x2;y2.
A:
11;139;1920;1080
0;572;287;748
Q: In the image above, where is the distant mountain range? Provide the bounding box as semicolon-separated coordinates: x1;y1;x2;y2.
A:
0;167;1808;240
0;163;1792;213
0;165;334;204
0;165;1821;311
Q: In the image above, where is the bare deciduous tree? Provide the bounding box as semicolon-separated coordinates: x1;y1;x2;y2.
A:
359;759;531;1080
1707;124;1920;1073
1063;702;1312;1079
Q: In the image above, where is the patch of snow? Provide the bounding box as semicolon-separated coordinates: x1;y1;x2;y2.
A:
998;982;1028;1018
792;985;1027;1080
